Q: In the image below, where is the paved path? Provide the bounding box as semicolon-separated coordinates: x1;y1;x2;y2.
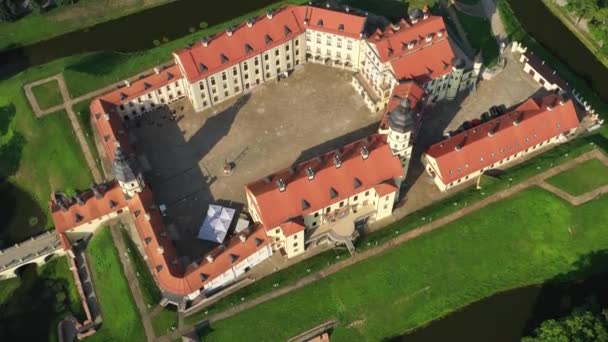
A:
109;225;156;342
165;148;607;340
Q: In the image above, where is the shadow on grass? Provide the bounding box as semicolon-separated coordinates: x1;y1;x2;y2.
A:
65;52;131;77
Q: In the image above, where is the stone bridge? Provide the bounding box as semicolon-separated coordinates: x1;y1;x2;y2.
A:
0;231;65;279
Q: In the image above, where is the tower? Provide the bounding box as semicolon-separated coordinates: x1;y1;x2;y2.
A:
112;147;145;198
387;98;416;177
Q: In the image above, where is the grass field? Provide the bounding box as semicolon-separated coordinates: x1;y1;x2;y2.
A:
201;187;608;341
86;228;145;342
72;100;103;176
546;159;608;196
0;256;83;341
0;0;177;51
152;307;178;336
30;79;63;110
455;9;499;67
121;228;162;310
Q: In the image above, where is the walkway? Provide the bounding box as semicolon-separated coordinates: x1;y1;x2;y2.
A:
109;225;156;342
165;148;607;340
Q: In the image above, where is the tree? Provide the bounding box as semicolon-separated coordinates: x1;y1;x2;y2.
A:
0;0;18;22
566;0;600;25
523;308;608;342
28;0;46;14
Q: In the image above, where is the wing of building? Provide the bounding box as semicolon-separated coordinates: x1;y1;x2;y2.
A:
423;94;580;191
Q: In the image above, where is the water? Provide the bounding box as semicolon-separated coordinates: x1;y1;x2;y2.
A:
507;0;608;102
0;0;277;78
397;272;608;341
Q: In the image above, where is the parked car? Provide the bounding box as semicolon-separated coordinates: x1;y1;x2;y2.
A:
498;104;507;114
461;121;473;130
470;119;481;127
481;112;490;122
489;106;499;118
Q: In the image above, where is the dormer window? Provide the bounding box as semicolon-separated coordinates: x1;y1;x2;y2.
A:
354;177;362;189
220;53;229;64
245;43;253;54
265;34;272;45
338;24;344;31
199;63;208;72
317;19;323;27
284;25;292;36
302;199;310;210
329;187;338;199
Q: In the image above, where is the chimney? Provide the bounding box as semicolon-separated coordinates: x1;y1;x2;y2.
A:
547;105;553;111
361;146;369;159
74;193;85;206
226;27;233;36
201;38;208;47
426;33;433;42
239;234;247;243
392;23;400;31
559;98;565;106
157;246;164;254
408;41;415;49
104;113;110;121
206;254;214;263
144;212;151;221
91;184;103;199
325;1;330;8
266;9;273;20
438;29;444;37
306;166;315;180
345;5;350;12
246;18;254;28
154;67;160;75
333;154;342;168
124;80;131;87
277;178;286;192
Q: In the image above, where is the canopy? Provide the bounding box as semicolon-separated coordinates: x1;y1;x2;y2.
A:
197;204;235;243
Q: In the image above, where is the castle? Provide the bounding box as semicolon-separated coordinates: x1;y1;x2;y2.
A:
50;4;482;307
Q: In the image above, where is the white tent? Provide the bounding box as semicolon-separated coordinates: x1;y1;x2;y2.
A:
197;204;235;243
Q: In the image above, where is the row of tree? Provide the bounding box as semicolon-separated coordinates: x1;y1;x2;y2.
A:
563;0;608;53
523;305;608;342
0;0;76;22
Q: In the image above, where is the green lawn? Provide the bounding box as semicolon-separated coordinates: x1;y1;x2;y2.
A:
152;307;178;336
546;159;608;196
30;79;63;110
121;228;162;310
0;0;177;51
455;9;499;67
86;228;145;342
0;256;83;341
201;187;608;341
72;100;103;176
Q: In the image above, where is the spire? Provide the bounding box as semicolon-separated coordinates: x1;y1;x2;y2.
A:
388;97;415;133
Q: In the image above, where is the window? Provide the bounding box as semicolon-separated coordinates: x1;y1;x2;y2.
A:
275;50;279;56
326;207;331;213
224;91;228;96
213;96;218;101
326;37;331;45
234;87;239;92
275;228;280;234
264;54;269;61
347;41;352;50
254;58;259;66
365;191;369;197
222;72;227;81
314;212;319;218
339;201;344;207
157;89;162;94
211;77;216;85
243;63;248;71
293;242;298;247
166;85;170;91
312;221;317;227
275;60;280;66
295;40;299;46
337;39;342;48
316;37;321;44
203;101;207;106
383;204;388;210
177;91;182;96
354;195;358;201
244;74;249;80
266;73;270;78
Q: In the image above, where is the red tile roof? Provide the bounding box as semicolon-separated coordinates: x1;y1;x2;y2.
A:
425;95;580;184
280;220;305;237
98;65;183;105
380;81;427;130
302;5;367;39
374;182;398;197
90;98;133;160
174;5;306;84
51;182;129;234
369;15;448;63
389;37;455;82
245;134;404;229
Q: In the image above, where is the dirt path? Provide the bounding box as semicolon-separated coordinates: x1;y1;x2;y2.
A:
165;149;607;340
109;225;156;342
